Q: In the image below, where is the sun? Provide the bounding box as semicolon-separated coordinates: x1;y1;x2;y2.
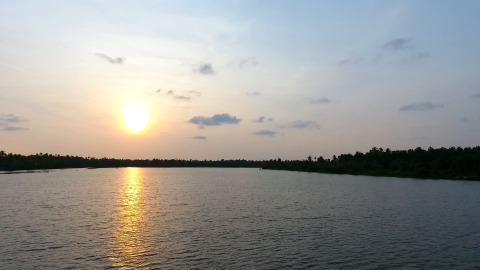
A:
123;103;150;133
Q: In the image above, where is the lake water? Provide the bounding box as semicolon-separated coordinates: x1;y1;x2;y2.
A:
1;168;479;269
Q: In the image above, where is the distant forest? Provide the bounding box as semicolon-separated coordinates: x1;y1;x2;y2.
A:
263;146;480;180
1;146;479;180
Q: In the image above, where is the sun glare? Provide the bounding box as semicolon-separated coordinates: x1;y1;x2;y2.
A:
123;103;150;133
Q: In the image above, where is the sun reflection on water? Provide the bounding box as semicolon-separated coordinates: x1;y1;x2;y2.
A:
109;167;149;269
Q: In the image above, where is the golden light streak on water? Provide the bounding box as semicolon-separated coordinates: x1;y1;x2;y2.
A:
108;167;149;269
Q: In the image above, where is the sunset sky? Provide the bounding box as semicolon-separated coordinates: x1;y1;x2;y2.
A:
1;0;480;160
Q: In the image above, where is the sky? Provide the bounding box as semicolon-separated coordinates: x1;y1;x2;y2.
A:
1;0;480;160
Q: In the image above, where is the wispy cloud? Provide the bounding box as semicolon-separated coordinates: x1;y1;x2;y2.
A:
253;116;266;123
227;57;259;69
383;38;412;51
460;116;480;123
280;120;320;129
157;89;201;102
399;102;444;112
0;113;28;131
174;95;191;101
192;135;207;140
339;37;428;66
401;52;430;63
246;91;261;96
238;57;259;69
1;126;28;131
309;97;330;104
338;56;363;66
188;90;201;97
253;130;277;137
194;63;215;75
94;53;124;64
0;114;25;123
188;113;241;128
252;116;273;123
471;93;480;99
289;120;320;129
383;38;429;63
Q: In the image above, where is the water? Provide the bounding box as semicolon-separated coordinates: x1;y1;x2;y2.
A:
1;168;479;269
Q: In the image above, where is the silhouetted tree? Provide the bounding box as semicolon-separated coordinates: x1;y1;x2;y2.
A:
261;146;480;180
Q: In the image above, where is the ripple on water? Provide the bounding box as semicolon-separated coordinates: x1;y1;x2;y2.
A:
1;168;480;269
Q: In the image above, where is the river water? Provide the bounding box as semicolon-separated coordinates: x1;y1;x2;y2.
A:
1;168;479;269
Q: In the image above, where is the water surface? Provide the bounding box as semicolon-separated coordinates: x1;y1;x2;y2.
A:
1;168;479;269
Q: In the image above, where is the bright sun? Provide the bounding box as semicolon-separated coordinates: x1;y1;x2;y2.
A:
123;103;150;133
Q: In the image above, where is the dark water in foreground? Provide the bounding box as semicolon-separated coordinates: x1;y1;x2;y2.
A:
0;168;479;269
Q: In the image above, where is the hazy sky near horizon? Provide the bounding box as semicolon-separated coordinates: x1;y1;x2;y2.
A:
1;0;480;160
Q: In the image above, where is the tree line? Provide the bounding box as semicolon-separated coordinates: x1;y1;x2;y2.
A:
262;146;480;180
1;146;479;180
0;151;263;171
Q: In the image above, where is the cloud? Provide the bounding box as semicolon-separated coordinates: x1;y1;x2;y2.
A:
157;89;201;102
289;120;320;129
253;130;277;137
227;57;259;69
252;116;274;123
246;91;261;96
399;102;444;111
338;56;363;66
173;90;201;101
402;52;430;63
253;116;266;123
281;120;320;129
383;38;412;51
0;113;28;131
94;53;124;64
1;126;28;131
192;135;207;140
471;93;480;99
382;38;428;63
194;63;215;75
339;37;428;66
188;113;241;128
309;97;330;104
0;113;26;123
188;90;201;97
174;95;191;101
461;117;480;123
238;57;259;69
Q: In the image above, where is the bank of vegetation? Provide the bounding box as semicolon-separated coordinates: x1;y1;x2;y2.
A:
0;150;261;171
262;146;480;180
1;146;479;180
